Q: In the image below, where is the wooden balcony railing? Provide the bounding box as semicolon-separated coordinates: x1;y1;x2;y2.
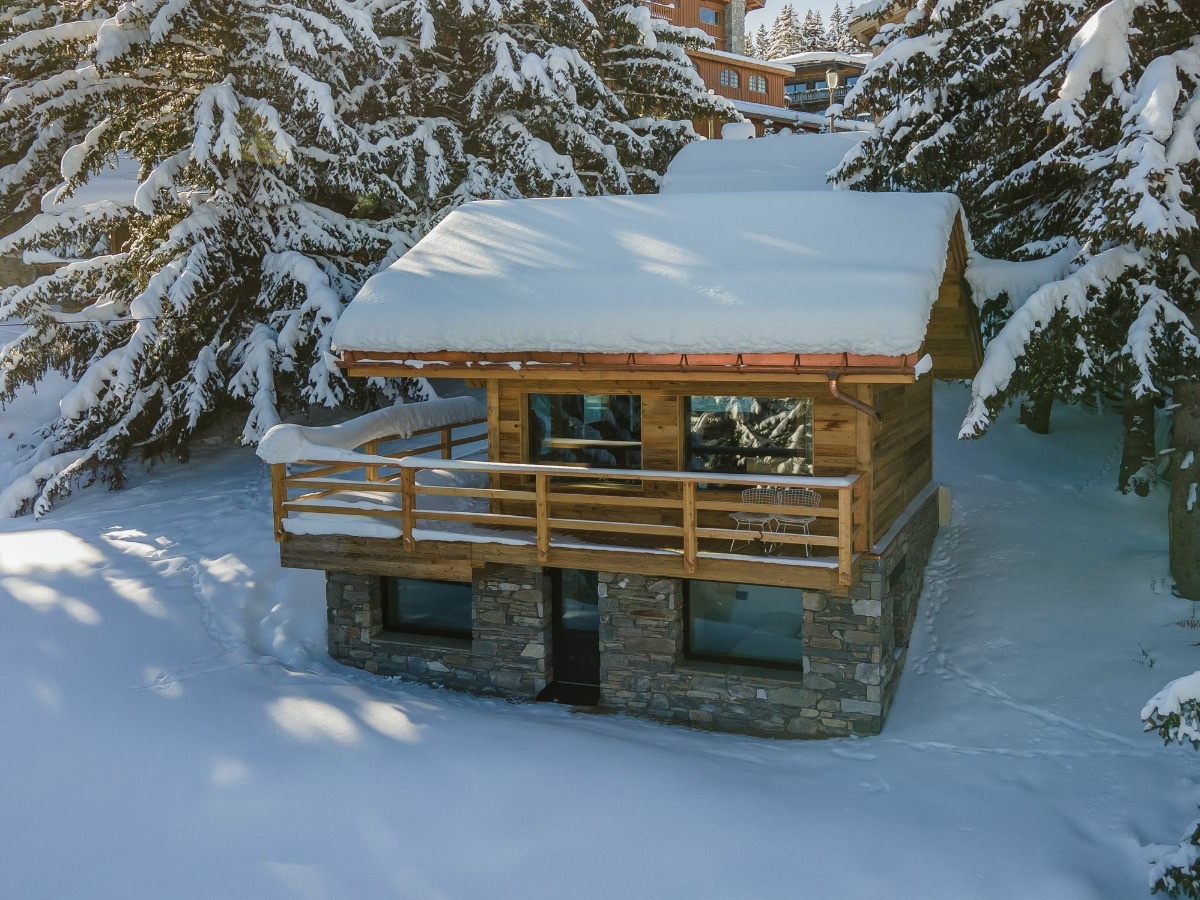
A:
271;428;868;587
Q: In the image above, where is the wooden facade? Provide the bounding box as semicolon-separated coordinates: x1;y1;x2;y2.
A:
272;214;979;597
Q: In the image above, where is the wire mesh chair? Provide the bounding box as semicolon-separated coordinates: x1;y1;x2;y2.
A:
729;487;779;550
772;487;821;556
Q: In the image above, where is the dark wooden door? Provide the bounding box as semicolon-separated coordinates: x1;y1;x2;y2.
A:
552;569;601;688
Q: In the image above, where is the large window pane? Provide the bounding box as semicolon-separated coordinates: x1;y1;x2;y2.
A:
688;581;804;667
687;396;813;476
529;394;641;469
383;578;472;639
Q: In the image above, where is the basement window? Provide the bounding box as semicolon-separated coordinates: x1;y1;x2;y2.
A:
382;577;472;640
686;580;804;668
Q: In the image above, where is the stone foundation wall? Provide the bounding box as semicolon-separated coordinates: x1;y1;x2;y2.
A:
326;563;551;698
323;488;941;738
598;488;940;738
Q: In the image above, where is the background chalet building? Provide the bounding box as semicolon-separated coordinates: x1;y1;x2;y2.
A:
260;165;984;739
640;1;872;135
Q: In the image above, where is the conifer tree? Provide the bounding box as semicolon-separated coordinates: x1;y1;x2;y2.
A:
749;22;770;58
765;3;804;58
837;0;1200;596
800;9;827;51
0;0;729;516
826;4;861;53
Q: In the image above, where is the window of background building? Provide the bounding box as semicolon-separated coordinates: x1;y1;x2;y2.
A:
749;74;767;93
719;68;739;89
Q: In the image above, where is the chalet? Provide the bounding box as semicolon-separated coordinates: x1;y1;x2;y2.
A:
260;189;982;739
773;50;870;115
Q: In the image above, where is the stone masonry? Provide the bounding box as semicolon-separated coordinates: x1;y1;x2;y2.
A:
598;487;940;737
324;489;940;738
326;562;552;698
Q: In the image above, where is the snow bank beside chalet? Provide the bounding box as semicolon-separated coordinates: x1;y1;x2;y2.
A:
335;190;967;359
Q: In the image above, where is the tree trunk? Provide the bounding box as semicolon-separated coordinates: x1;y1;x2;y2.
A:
1120;389;1156;496
1018;394;1052;434
1170;380;1200;600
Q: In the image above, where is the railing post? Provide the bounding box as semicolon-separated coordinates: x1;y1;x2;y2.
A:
400;466;416;551
683;481;698;574
363;440;378;482
535;473;550;562
441;427;453;459
271;463;287;542
838;484;853;586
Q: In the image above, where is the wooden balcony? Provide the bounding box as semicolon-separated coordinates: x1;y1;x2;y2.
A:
269;420;869;592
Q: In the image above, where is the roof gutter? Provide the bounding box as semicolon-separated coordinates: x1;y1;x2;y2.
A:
827;371;882;421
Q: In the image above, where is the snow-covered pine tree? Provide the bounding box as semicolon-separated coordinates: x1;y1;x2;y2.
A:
837;0;1200;597
800;9;828;52
826;4;861;53
749;22;770;58
0;2;113;241
765;4;805;58
0;0;729;516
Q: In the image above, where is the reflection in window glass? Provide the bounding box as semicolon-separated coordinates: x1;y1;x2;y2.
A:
688;581;803;667
383;578;472;638
699;6;721;24
687;396;813;476
529;394;641;469
559;569;600;632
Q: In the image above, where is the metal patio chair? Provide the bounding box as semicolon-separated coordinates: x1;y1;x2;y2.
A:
730;487;779;550
772;487;821;556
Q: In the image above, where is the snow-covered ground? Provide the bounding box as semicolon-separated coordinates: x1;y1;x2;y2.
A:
2;375;1198;899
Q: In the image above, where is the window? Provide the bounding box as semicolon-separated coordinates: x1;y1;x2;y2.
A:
687;581;804;668
719;68;739;89
846;75;859;87
529;394;642;470
699;6;721;24
748;74;767;93
686;396;814;476
382;577;472;639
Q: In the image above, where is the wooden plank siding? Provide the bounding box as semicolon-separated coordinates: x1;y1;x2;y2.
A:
868;376;934;545
921;218;983;379
651;0;729;48
280;533;854;593
490;377;866;541
691;52;787;107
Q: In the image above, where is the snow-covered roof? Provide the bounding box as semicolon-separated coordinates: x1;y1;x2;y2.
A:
690;47;796;73
661;132;866;194
335;191;966;359
769;51;872;69
729;99;874;131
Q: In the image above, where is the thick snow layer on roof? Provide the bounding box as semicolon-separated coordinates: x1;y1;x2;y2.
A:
662;132;867;194
40;154;139;214
728;100;873;131
335;190;965;358
769;51;871;68
691;46;796;73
